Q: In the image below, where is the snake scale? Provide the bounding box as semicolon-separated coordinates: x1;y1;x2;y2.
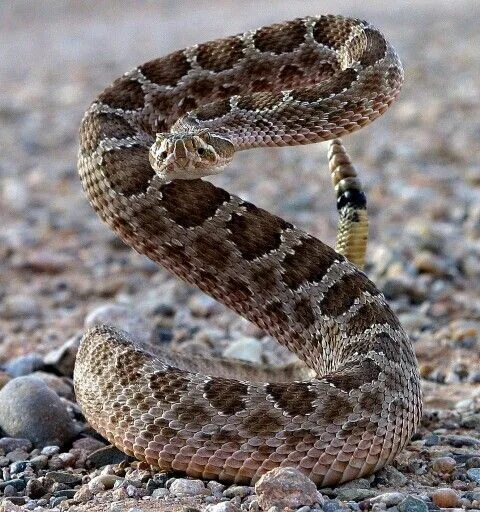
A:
75;15;422;487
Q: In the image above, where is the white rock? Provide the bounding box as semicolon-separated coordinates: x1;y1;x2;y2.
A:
88;474;124;493
223;337;262;364
370;492;406;506
206;501;241;512
151;487;170;499
169;478;210;497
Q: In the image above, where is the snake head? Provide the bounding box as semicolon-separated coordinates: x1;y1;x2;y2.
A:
149;129;234;181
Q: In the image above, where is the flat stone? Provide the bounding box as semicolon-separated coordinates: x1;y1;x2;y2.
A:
86;445;132;468
46;470;83;486
445;434;480;447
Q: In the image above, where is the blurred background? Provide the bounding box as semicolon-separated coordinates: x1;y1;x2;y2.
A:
0;0;479;400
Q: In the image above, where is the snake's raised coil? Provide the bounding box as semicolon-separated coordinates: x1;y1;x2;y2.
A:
75;15;422;487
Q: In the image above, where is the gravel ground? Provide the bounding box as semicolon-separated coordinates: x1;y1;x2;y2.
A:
0;1;479;511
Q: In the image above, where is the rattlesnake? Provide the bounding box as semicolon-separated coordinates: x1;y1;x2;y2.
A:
75;15;422;487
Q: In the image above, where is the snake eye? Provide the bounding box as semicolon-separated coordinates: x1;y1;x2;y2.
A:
197;147;206;156
160;151;168;159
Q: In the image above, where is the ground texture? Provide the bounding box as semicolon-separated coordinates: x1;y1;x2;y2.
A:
0;1;479;511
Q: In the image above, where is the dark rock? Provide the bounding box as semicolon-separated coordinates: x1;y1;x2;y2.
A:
0;376;77;447
86;445;132;468
0;437;32;453
45;470;83;486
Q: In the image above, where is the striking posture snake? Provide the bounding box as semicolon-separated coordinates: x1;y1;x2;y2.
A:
75;15;422;487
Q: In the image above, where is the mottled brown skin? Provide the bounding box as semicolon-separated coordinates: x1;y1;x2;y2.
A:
75;15;422;487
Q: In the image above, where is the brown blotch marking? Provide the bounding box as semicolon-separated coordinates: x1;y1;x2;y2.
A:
196;36;245;72
320;391;352;424
250;266;280;296
283;428;316;446
236;91;284;112
178;96;197;113
81;111;137;153
226;202;292;261
195;99;232;121
251;78;271;93
161;243;193;274
290;68;358;102
160;180;230;228
220;276;253;308
243;59;273;82
359;28;387;66
149;369;190;404
278;63;304;82
312;16;355;50
266;382;316;416
324;358;382;392
187;76;217;97
370;332;403;364
204;378;248;415
262;300;291;333
293;297;316;327
242;409;283;437
139;50;191;87
113;349;145;383
101;144;154;196
359;388;382;414
98;76;145;110
282;236;341;290
254;19;306;54
346;301;401;337
191;234;231;273
320;271;380;317
211;428;243;446
217;83;242;99
174;401;212;425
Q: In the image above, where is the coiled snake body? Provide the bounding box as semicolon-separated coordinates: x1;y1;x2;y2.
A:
75;15;422;487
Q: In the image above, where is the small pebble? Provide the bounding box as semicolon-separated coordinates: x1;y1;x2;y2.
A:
223;485;252;498
431;488;460;508
151;487;170;499
206;502;241;512
88;474;124;492
169;478;210;497
467;468;480;484
431;456;457;473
